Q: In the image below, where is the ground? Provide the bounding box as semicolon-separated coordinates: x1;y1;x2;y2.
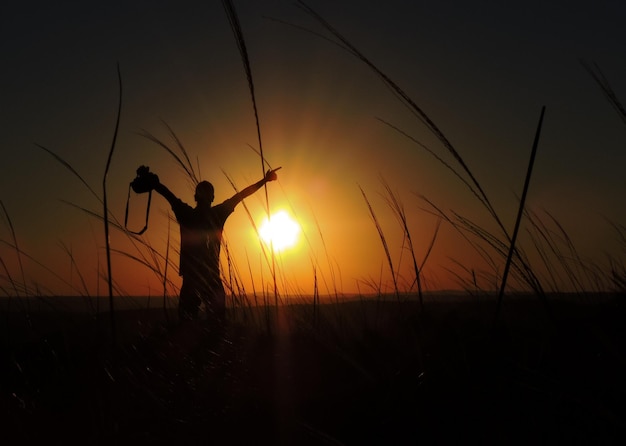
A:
3;295;626;444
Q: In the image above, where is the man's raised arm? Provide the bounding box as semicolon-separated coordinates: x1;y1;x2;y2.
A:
154;182;180;207
231;167;281;205
142;171;180;207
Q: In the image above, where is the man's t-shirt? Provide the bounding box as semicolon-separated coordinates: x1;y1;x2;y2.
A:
170;198;236;287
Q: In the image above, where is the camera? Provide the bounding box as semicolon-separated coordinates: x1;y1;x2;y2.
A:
131;165;157;194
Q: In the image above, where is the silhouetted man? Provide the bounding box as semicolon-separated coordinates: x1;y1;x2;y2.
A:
144;168;280;322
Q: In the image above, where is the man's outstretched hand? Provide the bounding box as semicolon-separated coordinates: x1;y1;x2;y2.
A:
264;167;281;182
146;171;160;190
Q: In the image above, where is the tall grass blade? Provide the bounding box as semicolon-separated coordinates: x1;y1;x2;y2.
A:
0;239;83;304
494;106;545;324
102;63;123;344
418;217;442;290
377;118;486;211
163;214;171;323
58;240;94;312
359;186;400;301
221;0;266;170
36;144;100;201
581;60;626;126
0;202;27;301
1;200;32;333
221;0;278;311
381;179;424;309
419;196;500;278
139;121;200;185
0;256;19;298
296;1;507;236
161;120;199;183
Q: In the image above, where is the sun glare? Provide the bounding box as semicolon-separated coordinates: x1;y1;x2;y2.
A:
259;210;301;252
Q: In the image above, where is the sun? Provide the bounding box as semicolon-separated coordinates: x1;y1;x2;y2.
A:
258;210;301;252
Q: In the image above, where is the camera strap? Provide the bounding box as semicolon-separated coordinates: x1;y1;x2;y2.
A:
124;183;152;235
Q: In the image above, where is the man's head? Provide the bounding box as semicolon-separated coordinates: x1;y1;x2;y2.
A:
195;181;214;205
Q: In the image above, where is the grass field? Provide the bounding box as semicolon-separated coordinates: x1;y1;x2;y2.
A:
3;293;626;444
2;4;625;444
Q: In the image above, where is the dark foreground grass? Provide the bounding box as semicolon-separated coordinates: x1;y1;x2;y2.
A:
3;295;626;445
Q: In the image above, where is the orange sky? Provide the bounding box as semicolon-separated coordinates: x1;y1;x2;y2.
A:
1;1;625;299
